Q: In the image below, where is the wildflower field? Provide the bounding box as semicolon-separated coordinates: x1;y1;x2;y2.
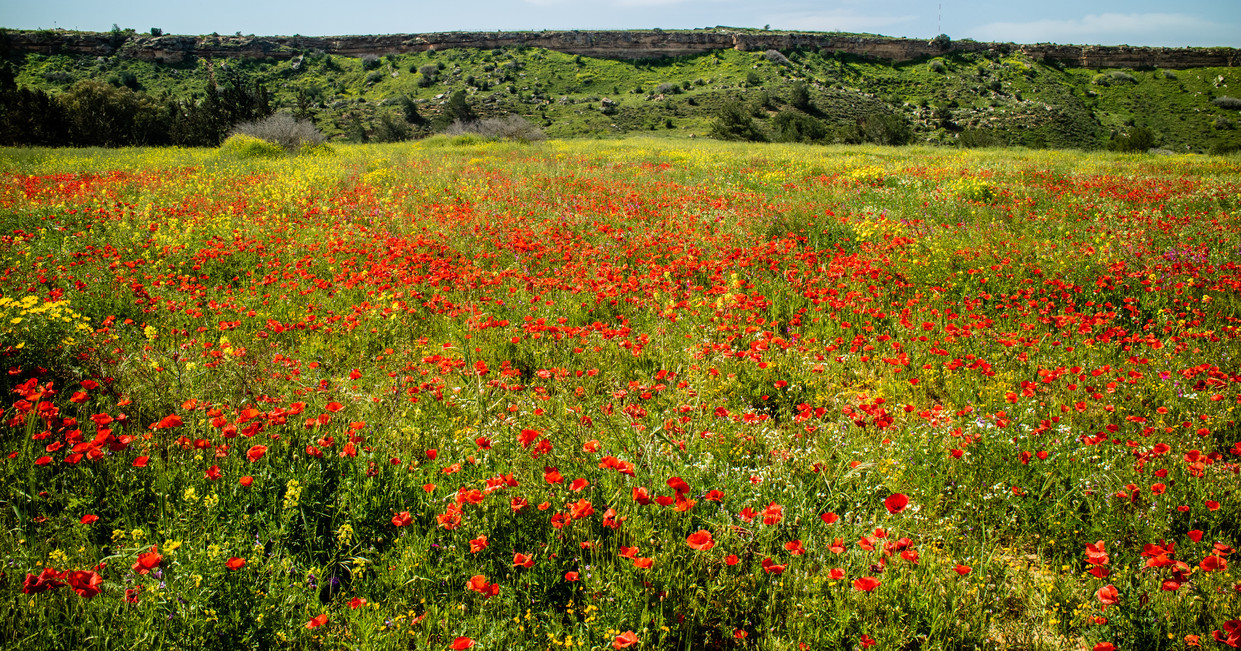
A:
1;139;1239;650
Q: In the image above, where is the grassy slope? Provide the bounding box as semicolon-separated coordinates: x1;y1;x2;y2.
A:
9;41;1241;151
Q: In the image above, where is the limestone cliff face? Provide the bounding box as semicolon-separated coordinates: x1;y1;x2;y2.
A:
3;28;1237;69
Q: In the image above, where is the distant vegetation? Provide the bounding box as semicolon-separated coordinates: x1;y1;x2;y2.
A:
3;34;1241;153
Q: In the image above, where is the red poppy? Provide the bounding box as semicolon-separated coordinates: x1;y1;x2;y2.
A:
349;597;368;609
725;555;739;566
466;575;499;597
65;570;103;599
80;514;98;525
734;629;748;639
151;414;183;429
513;553;534;568
820;512;838;524
761;558;787;574
830;568;845;579
1188;530;1203;542
1201;555;1227;572
761;502;783;525
132;456;149;467
226;557;246;571
205;465;222;481
884;493;909;514
784;540;805;556
469;535;489;553
666;476;690;493
246;445;267;462
451;637;475;650
392;511;412;527
240;476;253;487
1096;584;1119;607
686;530;715;551
1206;500;1220;511
305;614;328;629
565;571;580;582
738;507;757;522
325;402;344;413
633;557;653;569
853;576;881;592
1093;644;1115;651
953;564;972;576
860;634;877;648
613;631;639;649
132;545;162;575
570;478;590;492
22;568;65;594
543;466;563;484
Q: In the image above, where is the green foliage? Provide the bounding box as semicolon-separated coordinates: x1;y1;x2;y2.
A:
709;98;766;142
787;81;811;111
218;132;285;158
1;36;1240;149
771;109;827;143
1107;125;1155;152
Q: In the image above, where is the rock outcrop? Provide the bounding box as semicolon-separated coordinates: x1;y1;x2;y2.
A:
3;28;1238;69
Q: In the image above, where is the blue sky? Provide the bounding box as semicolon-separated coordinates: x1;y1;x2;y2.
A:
3;0;1238;47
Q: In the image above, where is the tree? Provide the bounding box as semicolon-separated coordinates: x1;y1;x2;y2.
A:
59;80;169;146
771;110;826;143
436;90;475;130
788;82;811;112
709;99;766;142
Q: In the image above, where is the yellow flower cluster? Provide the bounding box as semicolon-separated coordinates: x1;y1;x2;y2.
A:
0;295;93;351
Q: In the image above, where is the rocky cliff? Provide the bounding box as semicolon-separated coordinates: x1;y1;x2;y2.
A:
4;28;1238;69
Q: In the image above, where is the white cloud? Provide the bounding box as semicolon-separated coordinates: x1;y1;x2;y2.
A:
970;13;1223;46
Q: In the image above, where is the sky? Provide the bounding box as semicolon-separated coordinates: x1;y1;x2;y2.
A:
3;0;1239;48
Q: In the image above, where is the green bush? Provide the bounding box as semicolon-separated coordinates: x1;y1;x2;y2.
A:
708;99;766;142
771;110;827;143
1213;96;1241;110
218;133;285;159
1107;126;1155;153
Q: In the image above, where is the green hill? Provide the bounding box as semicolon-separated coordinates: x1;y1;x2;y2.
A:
4;30;1241;152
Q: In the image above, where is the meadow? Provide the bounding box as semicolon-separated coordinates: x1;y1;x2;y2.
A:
1;138;1239;650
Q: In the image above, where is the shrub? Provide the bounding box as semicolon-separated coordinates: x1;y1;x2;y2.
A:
1107;126;1155;153
763;50;791;66
771;110;827;143
709;99;766;142
929;60;946;74
843;113;913;146
360;55;381;71
229;113;325;152
417;64;438;87
654;83;681;95
1093;71;1137;86
958;128;1006;148
442;115;545;142
746;71;762;87
218;133;285;159
1212;96;1241;110
788;82;811;111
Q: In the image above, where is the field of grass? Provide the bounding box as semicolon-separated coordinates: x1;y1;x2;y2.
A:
1;139;1240;650
10;41;1241;151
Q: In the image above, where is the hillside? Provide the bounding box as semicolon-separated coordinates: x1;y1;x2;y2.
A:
3;28;1241;151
